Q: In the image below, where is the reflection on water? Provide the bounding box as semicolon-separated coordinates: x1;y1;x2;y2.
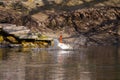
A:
0;46;120;80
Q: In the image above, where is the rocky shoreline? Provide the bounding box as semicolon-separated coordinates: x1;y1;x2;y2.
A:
0;6;120;46
33;6;120;46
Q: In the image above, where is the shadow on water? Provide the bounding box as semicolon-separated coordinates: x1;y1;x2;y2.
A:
0;46;120;80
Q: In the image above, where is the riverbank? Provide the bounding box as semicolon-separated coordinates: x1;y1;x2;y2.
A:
0;1;120;46
31;6;120;46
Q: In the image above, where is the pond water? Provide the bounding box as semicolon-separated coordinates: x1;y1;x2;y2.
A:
0;46;120;80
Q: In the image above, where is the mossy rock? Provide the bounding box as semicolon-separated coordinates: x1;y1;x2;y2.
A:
0;35;4;43
6;36;18;43
38;35;48;39
21;41;48;48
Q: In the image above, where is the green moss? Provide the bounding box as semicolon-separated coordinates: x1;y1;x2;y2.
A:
38;35;48;39
0;35;4;43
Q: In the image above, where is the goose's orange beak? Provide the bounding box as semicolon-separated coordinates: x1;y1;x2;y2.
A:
59;34;62;43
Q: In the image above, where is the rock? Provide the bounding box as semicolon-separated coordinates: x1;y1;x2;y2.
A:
1;24;39;39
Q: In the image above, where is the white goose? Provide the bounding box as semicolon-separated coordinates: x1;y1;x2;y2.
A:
53;39;72;50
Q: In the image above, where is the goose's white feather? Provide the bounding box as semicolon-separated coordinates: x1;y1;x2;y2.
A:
53;39;72;49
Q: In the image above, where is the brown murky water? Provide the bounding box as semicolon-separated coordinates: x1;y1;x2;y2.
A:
0;46;120;80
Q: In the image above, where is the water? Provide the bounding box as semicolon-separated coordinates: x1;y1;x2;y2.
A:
0;46;120;80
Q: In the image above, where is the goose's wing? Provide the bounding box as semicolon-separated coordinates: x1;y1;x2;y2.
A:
58;43;70;49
